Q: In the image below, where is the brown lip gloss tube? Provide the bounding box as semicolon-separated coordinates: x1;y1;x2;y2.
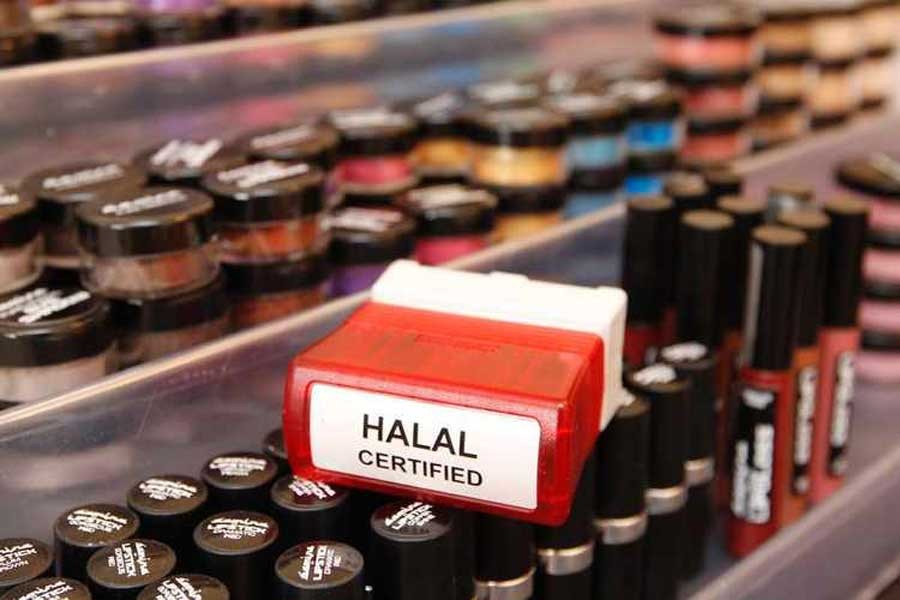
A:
776;208;831;525
809;197;869;503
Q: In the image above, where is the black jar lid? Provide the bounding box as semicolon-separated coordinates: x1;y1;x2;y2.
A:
194;511;279;556
406;92;469;138
655;4;761;36
464;107;570;148
837;154;900;199
223;252;330;296
0;185;39;249
203;161;325;222
611;80;682;121
687;116;748;135
544;93;628;135
76;187;215;257
328;207;415;265
0;539;54;593
0;286;112;367
275;542;365;599
110;274;227;334
87;539;176;595
133;139;246;185
627;151;679;174
865;278;900;300
136;574;231;600
665;67;755;87
22;161;147;227
127;475;209;519
398;185;497;236
863;328;900;351
271;476;350;513
234;122;339;167
763;51;813;66
54;504;140;550
0;578;91;600
330;108;418;157
758;96;806;114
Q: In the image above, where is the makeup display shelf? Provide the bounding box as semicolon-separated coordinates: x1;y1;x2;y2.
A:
0;108;899;599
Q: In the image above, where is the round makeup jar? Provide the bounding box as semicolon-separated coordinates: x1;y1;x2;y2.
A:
859;329;900;382
22;161;146;271
544;92;628;189
666;68;759;121
133;139;247;187
612;80;684;155
233;121;339;168
398;185;497;265
808;59;862;127
836;154;900;235
203;160;326;263
810;0;864;63
328;207;415;297
465;106;570;190
112;275;229;366
492;185;566;241
408;92;472;184
76;187;219;299
759;2;814;59
625;151;678;197
654;4;762;73
759;54;818;101
225;252;330;329
752;97;810;150
330;108;419;196
681;117;751;168
862;0;899;53
860;47;895;109
0;185;42;295
0;286;114;402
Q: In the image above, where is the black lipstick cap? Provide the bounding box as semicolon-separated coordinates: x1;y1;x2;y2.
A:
777;209;831;346
263;428;291;477
274;542;366;600
621;196;676;323
659;342;717;462
823;197;869;328
87;539;177;600
742;225;806;370
475;515;534;584
137;574;230;600
717;196;766;330
54;504;140;583
676;210;735;347
270;476;351;553
625;365;691;489
1;578;91;600
201;452;279;514
127;475;209;560
594;398;650;519
665;172;713;213
0;539;54;594
369;501;456;600
703;167;744;201
192;511;279;600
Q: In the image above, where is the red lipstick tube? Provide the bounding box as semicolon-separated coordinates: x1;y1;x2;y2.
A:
621;196;676;367
776;208;831;524
809;197;869;503
727;225;805;558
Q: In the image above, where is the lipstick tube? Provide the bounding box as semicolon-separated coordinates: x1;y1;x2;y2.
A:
664;171;713;212
703;166;744;203
621;196;676;367
715;196;765;508
624;364;690;600
535;452;595;600
593;396;650;600
810;197;869;503
474;515;534;600
728;225;805;558
659;342;717;578
766;183;814;222
776;208;831;524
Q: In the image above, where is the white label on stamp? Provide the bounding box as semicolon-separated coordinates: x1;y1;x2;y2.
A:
309;383;541;509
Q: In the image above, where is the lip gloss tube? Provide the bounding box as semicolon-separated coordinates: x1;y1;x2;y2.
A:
728;225;805;558
621;196;676;367
535;452;595;600
474;515;534;600
716;196;766;507
776;208;831;524
766;183;814;222
593;396;650;600
624;364;690;600
809;197;869;503
659;342;717;578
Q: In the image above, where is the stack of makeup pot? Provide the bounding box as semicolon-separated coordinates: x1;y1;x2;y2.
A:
654;3;762;169
837;154;900;382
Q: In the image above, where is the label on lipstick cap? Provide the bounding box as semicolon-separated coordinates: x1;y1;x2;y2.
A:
310;383;541;509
